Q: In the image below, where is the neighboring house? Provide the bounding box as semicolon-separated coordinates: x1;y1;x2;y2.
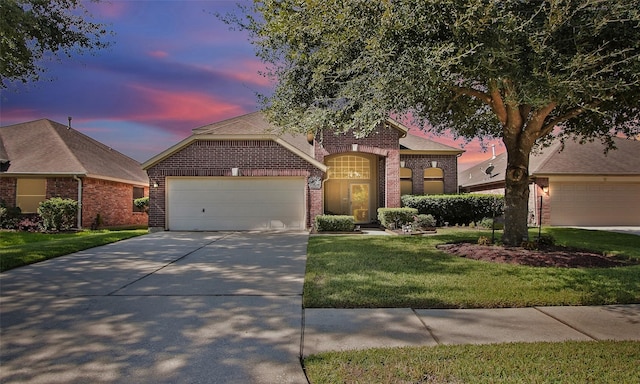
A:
143;112;463;231
0;119;149;228
459;138;640;226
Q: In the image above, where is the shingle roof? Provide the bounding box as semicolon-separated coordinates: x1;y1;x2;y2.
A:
192;111;315;158
0;119;148;185
144;112;463;170
459;137;640;188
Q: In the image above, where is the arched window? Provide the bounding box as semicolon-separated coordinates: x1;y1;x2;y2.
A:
400;167;412;195
423;168;444;194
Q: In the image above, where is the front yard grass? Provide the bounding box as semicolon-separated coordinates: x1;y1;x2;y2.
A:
304;228;640;383
0;229;148;272
304;227;640;308
304;341;640;384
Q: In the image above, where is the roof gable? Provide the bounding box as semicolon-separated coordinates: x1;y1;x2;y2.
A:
0;119;148;185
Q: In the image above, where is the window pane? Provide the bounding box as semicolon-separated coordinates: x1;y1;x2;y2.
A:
424;167;444;179
16;179;46;213
327;155;370;179
401;179;413;196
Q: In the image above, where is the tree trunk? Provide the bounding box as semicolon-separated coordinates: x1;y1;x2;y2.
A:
502;137;533;246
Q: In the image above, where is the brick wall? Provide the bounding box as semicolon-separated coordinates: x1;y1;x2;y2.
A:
146;140;321;229
0;177;16;206
1;176;147;228
399;154;459;194
82;178;148;228
316;126;403;209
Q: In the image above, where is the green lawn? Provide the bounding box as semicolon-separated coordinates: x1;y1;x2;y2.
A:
0;229;148;272
304;228;640;383
304;227;640;308
304;341;640;384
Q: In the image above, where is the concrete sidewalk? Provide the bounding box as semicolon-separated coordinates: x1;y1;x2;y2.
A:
302;304;640;357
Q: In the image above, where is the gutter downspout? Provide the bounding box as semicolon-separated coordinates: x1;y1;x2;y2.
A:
73;175;82;229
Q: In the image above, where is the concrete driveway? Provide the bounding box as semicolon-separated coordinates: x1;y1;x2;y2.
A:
0;231;309;384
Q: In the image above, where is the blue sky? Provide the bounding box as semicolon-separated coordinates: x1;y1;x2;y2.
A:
0;0;500;168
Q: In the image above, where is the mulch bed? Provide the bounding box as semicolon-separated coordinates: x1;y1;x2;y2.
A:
436;243;638;268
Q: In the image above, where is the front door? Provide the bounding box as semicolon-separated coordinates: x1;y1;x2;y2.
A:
323;153;376;223
350;184;370;223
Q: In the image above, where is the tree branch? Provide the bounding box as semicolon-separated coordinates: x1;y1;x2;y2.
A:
539;99;604;137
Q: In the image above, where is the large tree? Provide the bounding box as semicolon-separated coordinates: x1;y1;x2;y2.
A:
236;0;640;245
1;0;110;87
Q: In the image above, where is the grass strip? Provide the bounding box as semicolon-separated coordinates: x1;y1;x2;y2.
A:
304;340;640;384
0;230;148;272
304;228;640;308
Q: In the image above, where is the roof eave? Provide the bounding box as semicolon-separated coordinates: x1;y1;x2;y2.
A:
400;149;465;155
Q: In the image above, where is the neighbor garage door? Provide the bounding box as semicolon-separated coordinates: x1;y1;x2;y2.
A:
550;181;640;226
167;177;306;231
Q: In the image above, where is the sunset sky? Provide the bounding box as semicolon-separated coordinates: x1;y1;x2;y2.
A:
0;0;502;169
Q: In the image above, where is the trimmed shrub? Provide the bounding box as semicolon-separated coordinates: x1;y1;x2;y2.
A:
413;214;437;230
315;215;355;232
401;194;504;226
38;197;78;231
377;208;418;229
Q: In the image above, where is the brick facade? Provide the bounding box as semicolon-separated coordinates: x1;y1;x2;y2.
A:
0;176;148;228
146;140;322;229
146;126;460;230
399;154;459;195
315;126;403;209
0;177;16;207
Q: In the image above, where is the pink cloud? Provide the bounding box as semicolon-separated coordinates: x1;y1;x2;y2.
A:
127;84;246;125
224;59;272;87
148;50;169;59
89;1;129;19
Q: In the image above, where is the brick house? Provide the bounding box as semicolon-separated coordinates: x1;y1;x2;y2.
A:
0;119;149;228
459;137;640;226
143;112;463;231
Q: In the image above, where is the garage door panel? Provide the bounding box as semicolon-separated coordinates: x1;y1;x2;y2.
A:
551;181;640;226
167;177;306;231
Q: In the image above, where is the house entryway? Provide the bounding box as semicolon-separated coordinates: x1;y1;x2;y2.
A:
323;153;378;223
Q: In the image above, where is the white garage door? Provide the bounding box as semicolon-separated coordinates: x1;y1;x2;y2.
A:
551;181;640;226
167;177;306;231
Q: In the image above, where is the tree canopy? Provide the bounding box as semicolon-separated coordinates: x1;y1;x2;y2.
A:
1;0;110;87
235;0;640;244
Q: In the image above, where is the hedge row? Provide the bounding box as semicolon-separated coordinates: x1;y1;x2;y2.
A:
315;215;355;232
401;194;504;226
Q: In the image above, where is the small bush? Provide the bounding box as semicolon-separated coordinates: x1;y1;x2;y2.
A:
38;198;78;231
17;215;42;232
536;234;556;247
315;215;355;232
134;197;149;212
377;208;419;229
478;236;492;245
521;240;538;250
0;202;22;229
413;214;437;230
479;217;505;230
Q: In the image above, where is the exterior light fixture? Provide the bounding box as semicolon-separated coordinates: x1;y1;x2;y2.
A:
431;160;438;168
153;182;158;188
232;168;240;176
352;143;358;151
542;186;549;195
400;161;406;168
